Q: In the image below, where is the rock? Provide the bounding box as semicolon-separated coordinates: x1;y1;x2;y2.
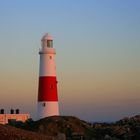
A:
57;133;66;140
104;134;112;140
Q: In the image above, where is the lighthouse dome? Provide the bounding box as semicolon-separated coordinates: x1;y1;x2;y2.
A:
41;33;53;41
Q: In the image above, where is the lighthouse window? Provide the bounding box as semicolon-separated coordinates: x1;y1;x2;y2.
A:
50;56;52;59
42;103;46;107
50;84;53;89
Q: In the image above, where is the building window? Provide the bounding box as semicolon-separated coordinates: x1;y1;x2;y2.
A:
42;103;46;107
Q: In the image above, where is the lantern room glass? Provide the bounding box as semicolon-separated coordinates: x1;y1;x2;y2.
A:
47;40;53;48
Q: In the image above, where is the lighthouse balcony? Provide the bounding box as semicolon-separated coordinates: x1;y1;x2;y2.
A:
39;47;56;54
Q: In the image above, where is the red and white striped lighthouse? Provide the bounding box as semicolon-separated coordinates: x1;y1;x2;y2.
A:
37;33;59;119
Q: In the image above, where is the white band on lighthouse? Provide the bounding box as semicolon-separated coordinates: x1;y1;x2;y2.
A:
38;102;59;119
39;48;56;77
37;33;59;119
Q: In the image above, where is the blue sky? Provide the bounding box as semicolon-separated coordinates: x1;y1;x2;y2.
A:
0;0;140;121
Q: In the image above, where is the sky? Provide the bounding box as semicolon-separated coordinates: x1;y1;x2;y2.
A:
0;0;140;122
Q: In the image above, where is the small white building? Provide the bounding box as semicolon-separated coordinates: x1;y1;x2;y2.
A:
0;114;30;124
0;109;30;124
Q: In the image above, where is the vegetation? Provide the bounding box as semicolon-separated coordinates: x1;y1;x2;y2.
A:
0;115;140;140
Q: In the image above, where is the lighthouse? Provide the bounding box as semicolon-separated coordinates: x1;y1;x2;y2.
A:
37;33;59;119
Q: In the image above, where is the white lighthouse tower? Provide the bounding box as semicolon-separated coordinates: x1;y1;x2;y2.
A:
37;33;59;119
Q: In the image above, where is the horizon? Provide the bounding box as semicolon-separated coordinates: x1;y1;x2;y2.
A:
0;0;140;122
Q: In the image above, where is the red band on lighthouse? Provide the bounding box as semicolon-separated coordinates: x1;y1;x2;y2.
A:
37;33;59;119
38;76;58;101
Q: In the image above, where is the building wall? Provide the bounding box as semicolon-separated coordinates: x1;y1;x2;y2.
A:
0;114;30;124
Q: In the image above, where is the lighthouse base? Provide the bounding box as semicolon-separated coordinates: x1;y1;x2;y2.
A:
37;101;59;119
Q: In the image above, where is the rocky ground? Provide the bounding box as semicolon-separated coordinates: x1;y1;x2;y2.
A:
0;124;57;140
0;115;140;140
92;115;140;140
14;116;95;140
